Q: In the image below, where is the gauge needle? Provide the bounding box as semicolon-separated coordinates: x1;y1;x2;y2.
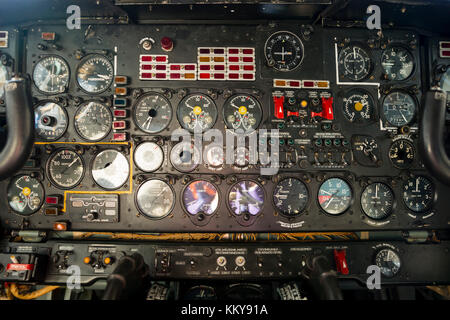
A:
375;184;379;199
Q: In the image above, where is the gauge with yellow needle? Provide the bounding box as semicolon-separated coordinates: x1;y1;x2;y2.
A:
177;93;217;133
223;94;262;133
7;175;44;215
342;89;375;124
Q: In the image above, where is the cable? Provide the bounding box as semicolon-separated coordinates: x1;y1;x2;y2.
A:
9;283;59;300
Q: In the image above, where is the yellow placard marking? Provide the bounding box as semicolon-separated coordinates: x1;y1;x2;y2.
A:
34;141;133;213
22;187;31;196
238;106;247;115
354;102;363;111
193;106;202;115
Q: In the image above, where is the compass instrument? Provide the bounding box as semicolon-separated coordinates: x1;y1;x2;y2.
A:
264;31;304;72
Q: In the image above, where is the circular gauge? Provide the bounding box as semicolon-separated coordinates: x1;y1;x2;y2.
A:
205;144;224;169
134;142;164;172
135;179;175;219
342;89;375;123
318;178;353;215
381;46;414;81
32;55;70;94
440;68;450;92
382;91;416;127
388;139;415;169
264;31;304;72
7;175;44;215
170;141;201;172
361;182;394;220
375;248;401;277
234;146;250;168
223;94;262;132
338;45;372;81
228;180;265;216
133;93;172;133
92;149;129;190
34;102;68;141
177;94;217;132
0;64;9;99
74;101;112;141
403;176;434;213
182;180;219;216
47;149;85;189
273;178;309;217
76;54;113;94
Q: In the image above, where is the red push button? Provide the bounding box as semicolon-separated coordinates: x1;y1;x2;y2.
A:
334;249;349;275
273;96;285;119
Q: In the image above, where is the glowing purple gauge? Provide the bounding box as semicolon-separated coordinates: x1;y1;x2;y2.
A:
228;180;264;216
182;180;219;215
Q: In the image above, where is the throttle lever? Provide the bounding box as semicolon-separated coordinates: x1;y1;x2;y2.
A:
0;76;34;180
419;89;450;186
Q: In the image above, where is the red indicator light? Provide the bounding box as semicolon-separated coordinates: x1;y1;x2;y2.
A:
243;65;254;71
160;37;173;52
213;48;224;54
242;57;253;63
199;48;210;54
199;73;211;79
214;73;225;79
228;48;239;54
155;73;166;79
113;121;126;129
141;55;152;62
184;65;196;71
53;222;67;231
170;73;181;79
141;64;152;70
170;65;180;70
229;57;239;62
113;133;127;141
303;81;314;87
155;56;167;62
46;196;59;205
442;50;450;57
155;64;166;70
441;42;450;48
242;73;254;80
289;81;300;87
242;48;254;55
113;109;127;118
228;73;239;79
229;65;239;71
200;65;210;71
273;96;285;119
214;65;225;71
140;73;152;79
41;32;56;41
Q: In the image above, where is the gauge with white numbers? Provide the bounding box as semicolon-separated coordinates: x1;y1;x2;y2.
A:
223;94;262;132
74;101;112;141
403;176;434;213
382;91;416;127
389;139;415;169
34;102;68;141
0;64;9;99
264;31;304;72
318;178;353;215
342;89;375;123
205;144;224;169
381;46;414;81
134;142;164;172
177;94;217;132
233;146;251;168
338;45;372;81
47;149;85;189
133;93;172;133
228;180;265;216
76;54;113;94
170;141;201;172
135;179;175;219
33;55;70;94
7;175;44;215
182;180;219;216
273;178;309;217
92;149;129;190
361;182;394;220
375;248;401;277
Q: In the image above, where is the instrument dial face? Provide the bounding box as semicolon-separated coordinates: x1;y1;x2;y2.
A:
170;142;201;172
182;180;219;216
177;94;217;132
133;93;172;133
76;54;113;94
34;102;68;141
135;179;174;219
234;146;250;168
342;89;375;123
389;139;415;169
264;31;304;72
74;101;112;141
228;180;265;216
403;176;434;213
0;64;9;99
32;55;70;94
92;149;129;190
441;68;450;92
382;91;416;127
134;142;164;172
375;249;401;277
205;145;224;168
361;182;394;220
318;178;352;215
47;149;85;189
7;175;44;215
223;94;262;133
381;47;414;81
338;45;372;81
273;178;309;217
